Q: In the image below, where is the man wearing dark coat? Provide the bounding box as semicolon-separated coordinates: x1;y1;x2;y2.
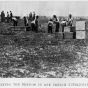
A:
7;12;9;23
10;11;13;21
53;15;60;32
1;11;5;22
24;16;27;26
35;16;39;33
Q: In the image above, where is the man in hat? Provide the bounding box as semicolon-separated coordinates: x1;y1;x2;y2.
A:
7;11;9;23
35;16;39;33
10;11;13;21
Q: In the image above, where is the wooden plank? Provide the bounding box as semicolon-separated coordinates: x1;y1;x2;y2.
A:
76;31;85;39
11;28;26;31
10;26;29;28
76;21;85;31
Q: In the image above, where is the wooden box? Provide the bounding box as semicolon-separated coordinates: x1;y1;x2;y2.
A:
64;32;73;39
64;26;71;32
76;21;85;31
76;31;85;39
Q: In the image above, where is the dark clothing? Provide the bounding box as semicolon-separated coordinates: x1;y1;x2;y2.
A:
61;22;66;32
54;19;60;32
68;17;73;26
7;17;9;23
10;12;13;21
48;20;53;34
13;20;18;26
35;19;38;32
70;26;76;39
1;12;5;22
31;23;35;31
35;26;38;33
24;17;27;26
13;18;18;26
48;26;52;33
7;13;9;23
62;24;65;32
55;22;60;32
26;24;30;31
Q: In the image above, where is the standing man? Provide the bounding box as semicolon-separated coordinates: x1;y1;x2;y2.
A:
1;11;5;22
35;16;39;33
67;14;73;26
10;11;13;21
1;11;3;22
24;16;27;26
7;11;9;23
53;15;60;32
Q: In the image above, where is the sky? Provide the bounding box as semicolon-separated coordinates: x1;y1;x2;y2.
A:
0;1;88;17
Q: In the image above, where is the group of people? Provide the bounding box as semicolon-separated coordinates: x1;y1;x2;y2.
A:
0;10;74;34
48;15;60;33
48;14;73;34
23;13;73;33
0;11;13;23
24;12;39;32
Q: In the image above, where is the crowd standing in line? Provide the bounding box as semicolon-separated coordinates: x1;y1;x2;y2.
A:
47;14;74;34
0;10;13;23
0;10;74;35
23;12;39;32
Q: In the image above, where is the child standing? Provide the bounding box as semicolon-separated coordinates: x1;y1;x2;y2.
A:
48;19;53;34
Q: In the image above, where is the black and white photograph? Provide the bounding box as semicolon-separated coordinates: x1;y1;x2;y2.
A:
0;0;88;80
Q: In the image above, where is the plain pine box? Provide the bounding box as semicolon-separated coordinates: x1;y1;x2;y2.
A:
76;31;85;39
55;32;63;39
76;21;85;31
64;26;71;32
64;32;73;39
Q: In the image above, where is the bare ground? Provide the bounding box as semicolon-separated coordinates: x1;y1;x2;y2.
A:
0;22;88;78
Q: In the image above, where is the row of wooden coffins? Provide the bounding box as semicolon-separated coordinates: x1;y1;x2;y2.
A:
10;21;87;39
55;21;87;39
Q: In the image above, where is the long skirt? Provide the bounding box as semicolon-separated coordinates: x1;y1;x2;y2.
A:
48;26;52;34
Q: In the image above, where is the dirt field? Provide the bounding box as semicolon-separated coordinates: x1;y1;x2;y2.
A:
0;20;88;78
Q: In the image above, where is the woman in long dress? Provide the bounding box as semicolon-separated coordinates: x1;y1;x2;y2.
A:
53;15;60;32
